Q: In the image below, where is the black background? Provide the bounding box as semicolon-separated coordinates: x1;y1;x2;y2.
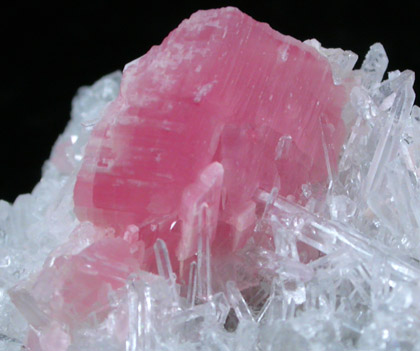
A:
1;0;419;202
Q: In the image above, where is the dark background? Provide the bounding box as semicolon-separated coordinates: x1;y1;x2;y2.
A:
1;0;419;202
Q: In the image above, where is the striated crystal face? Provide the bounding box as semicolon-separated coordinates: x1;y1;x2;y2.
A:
74;7;347;266
3;6;420;351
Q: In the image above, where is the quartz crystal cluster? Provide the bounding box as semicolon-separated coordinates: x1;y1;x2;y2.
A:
1;7;420;351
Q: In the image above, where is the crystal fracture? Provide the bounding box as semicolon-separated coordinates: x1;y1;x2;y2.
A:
2;6;420;351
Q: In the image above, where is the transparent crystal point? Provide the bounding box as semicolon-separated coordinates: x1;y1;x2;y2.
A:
361;43;388;89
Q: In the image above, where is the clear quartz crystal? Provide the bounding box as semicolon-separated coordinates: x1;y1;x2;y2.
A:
361;43;388;89
305;38;358;85
2;12;420;351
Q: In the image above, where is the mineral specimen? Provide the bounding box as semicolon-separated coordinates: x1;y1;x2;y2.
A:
74;7;347;268
2;6;420;351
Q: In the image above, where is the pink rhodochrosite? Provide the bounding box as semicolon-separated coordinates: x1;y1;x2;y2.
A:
74;7;347;273
7;6;420;350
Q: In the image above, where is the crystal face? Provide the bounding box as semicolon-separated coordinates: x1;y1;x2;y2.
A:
2;6;420;351
74;7;346;267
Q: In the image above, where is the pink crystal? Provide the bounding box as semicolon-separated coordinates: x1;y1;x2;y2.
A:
74;7;347;271
10;236;143;329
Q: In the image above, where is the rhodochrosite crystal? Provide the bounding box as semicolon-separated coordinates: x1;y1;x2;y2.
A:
74;7;346;265
3;6;420;351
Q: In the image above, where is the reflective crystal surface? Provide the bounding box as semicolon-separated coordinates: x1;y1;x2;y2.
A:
74;7;346;267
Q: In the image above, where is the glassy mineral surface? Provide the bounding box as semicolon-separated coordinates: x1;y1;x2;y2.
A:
2;6;420;351
74;7;347;266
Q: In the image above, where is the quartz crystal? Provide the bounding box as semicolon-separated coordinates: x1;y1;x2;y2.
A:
2;6;420;351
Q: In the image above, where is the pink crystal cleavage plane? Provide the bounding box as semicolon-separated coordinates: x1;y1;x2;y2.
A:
74;7;347;270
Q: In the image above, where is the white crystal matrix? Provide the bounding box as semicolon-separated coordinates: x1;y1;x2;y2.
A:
2;41;420;351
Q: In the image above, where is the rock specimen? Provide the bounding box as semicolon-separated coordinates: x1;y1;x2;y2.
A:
74;7;346;267
2;6;420;351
